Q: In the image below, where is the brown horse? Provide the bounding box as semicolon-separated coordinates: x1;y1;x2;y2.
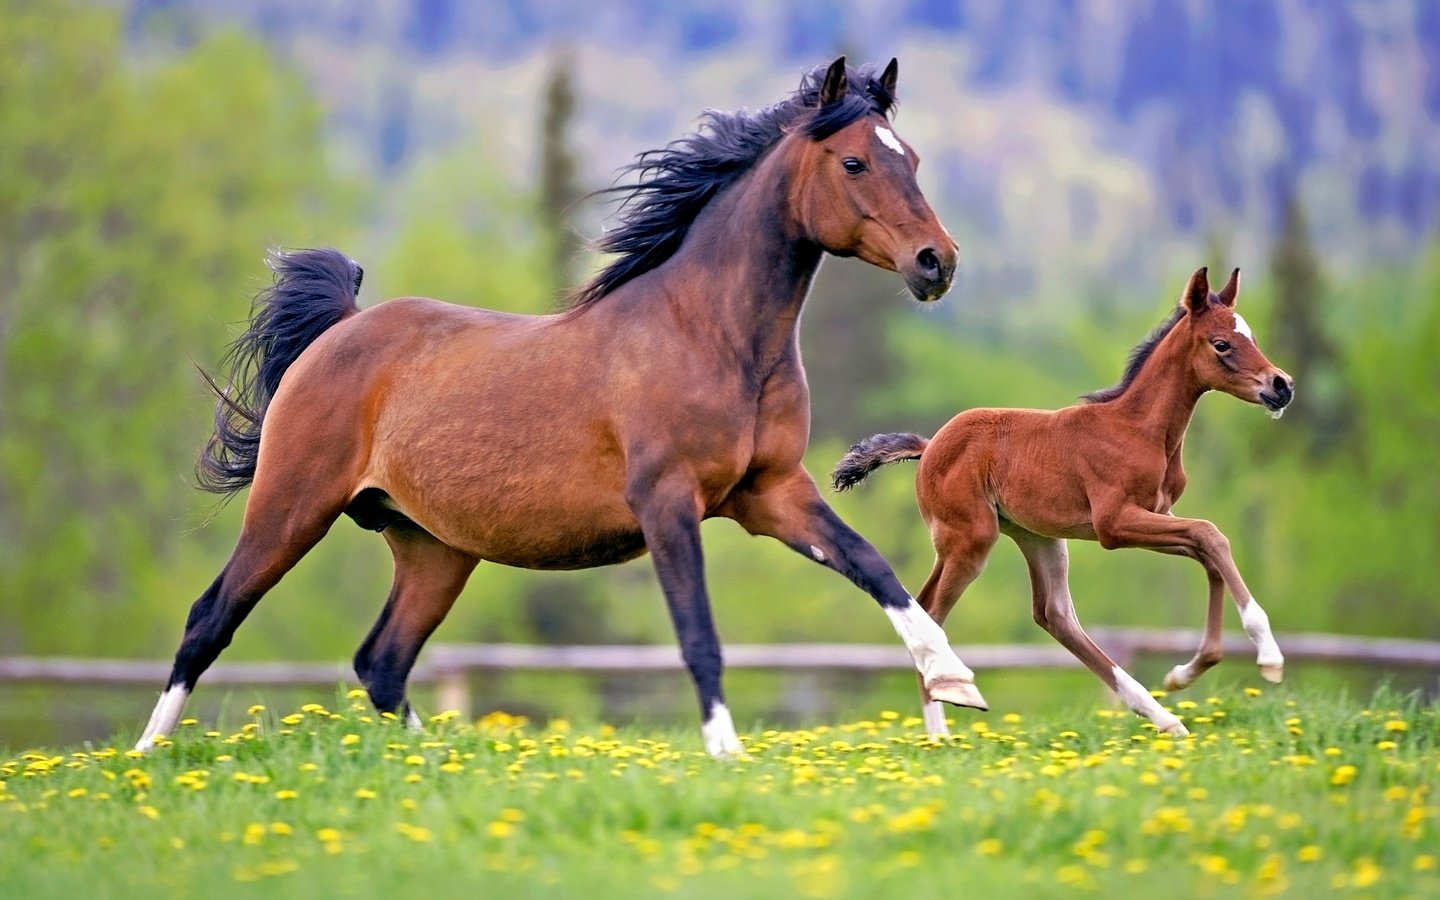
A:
832;267;1294;737
135;58;982;757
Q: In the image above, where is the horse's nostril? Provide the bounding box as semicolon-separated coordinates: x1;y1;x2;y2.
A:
1273;375;1291;396
916;247;941;277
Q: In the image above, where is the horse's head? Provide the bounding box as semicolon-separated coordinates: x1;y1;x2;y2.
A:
787;57;958;302
1179;267;1295;417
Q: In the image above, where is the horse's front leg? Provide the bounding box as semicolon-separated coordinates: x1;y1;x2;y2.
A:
723;470;987;710
628;470;741;758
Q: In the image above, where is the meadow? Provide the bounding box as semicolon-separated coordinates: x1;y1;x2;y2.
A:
1;687;1435;899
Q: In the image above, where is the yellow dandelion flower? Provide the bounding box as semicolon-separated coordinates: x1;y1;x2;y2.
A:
1376;740;1398;751
270;822;293;836
354;788;377;800
274;790;298;800
1384;720;1409;732
280;714;304;726
341;734;360;747
247;704;266;715
404;755;426;766
487;821;513;838
1415;855;1436;872
1330;765;1357;786
138;805;159;820
1244;687;1261;697
1297;846;1322;863
1352;858;1381;889
316;828;342;843
346;688;368;699
977;838;1003;856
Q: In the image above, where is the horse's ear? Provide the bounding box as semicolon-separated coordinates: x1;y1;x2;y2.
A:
1216;267;1240;307
819;56;848;105
879;58;899;97
1180;267;1210;313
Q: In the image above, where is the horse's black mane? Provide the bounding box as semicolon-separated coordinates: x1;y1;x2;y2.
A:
1082;306;1187;404
568;62;897;309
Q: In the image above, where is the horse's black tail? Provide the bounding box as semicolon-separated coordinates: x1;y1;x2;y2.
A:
197;248;363;496
831;433;930;492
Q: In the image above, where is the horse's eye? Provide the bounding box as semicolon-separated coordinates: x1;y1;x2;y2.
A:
1213;340;1231;353
842;157;866;175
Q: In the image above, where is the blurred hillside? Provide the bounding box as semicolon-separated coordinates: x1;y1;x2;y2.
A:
127;0;1440;305
2;0;1438;744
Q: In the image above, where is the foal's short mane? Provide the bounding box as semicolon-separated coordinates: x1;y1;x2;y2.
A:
567;62;897;309
1082;307;1186;404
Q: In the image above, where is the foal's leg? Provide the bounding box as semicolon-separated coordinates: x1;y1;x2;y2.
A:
1007;528;1187;736
628;471;739;757
135;490;345;750
724;470;988;711
1162;559;1226;692
913;517;999;736
354;524;478;726
1093;505;1284;683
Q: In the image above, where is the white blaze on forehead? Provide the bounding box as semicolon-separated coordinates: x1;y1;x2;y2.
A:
1233;313;1254;341
875;125;905;155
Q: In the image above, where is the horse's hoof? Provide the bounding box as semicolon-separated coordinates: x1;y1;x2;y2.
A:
1259;663;1284;684
1160;719;1190;737
1163;666;1193;693
926;677;988;711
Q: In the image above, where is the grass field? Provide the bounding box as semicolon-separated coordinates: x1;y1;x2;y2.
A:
1;687;1436;898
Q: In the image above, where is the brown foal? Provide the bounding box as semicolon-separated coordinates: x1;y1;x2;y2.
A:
833;267;1295;736
135;58;982;757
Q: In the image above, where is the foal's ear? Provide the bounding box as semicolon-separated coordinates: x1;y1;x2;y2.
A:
820;56;848;105
879;58;899;97
1216;267;1240;307
1180;266;1210;313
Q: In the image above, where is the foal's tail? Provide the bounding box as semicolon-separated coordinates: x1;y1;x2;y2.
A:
197;248;363;496
831;433;930;492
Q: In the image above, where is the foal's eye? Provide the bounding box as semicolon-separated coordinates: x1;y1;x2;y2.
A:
842;157;866;175
1213;340;1231;353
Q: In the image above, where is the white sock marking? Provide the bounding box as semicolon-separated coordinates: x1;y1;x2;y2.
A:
810;545;827;562
1112;666;1184;733
921;699;949;737
702;702;742;758
875;125;905;155
1240;600;1284;667
1233;313;1254;341
405;707;424;730
135;685;190;751
885;600;974;684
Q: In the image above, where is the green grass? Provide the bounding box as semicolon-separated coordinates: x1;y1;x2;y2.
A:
1;687;1436;899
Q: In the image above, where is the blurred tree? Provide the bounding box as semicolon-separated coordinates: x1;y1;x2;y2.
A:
0;0;350;655
538;52;583;300
1266;190;1354;456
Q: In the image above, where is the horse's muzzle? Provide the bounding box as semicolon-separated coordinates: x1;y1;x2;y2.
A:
904;245;957;302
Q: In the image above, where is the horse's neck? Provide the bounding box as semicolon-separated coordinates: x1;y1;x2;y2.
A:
1110;335;1205;457
655;151;823;368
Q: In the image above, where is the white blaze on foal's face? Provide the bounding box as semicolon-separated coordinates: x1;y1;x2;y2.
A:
1232;312;1254;342
875;125;905;156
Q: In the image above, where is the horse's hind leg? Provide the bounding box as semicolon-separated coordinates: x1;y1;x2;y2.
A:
135;491;345;750
354;524;477;725
913;519;998;737
1008;528;1188;737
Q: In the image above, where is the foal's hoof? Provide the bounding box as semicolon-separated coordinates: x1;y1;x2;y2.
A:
1162;665;1194;693
926;677;988;711
1259;663;1284;684
1160;719;1191;738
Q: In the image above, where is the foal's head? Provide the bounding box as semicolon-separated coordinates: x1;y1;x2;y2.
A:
785;57;958;302
1177;267;1295;416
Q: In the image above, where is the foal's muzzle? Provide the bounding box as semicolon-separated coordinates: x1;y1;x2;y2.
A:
1259;373;1295;417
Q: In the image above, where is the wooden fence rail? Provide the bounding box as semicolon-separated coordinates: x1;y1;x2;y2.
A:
3;629;1438;717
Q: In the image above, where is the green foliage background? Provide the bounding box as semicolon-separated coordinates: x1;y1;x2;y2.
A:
2;1;1437;744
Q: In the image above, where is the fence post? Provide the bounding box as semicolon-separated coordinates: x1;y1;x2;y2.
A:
435;667;472;719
